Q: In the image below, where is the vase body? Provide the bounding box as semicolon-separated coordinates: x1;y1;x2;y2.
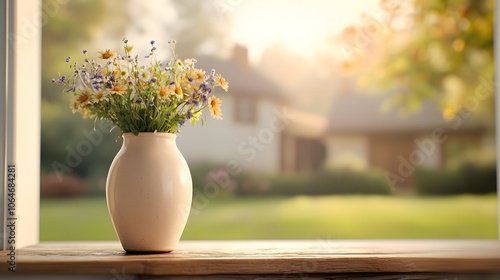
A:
106;133;192;253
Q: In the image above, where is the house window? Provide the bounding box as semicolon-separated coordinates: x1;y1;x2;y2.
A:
234;95;257;124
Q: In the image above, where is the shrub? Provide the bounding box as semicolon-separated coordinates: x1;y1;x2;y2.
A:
189;162;236;194
309;168;393;195
264;174;310;196
40;172;88;197
233;167;393;196
228;171;267;196
416;163;496;195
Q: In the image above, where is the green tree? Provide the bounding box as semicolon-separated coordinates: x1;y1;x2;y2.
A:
42;0;129;102
41;0;128;194
346;0;493;120
41;0;230;194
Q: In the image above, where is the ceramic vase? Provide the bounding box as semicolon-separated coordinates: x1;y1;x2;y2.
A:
106;132;192;253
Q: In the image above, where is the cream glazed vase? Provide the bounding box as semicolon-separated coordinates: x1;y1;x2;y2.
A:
106;132;192;253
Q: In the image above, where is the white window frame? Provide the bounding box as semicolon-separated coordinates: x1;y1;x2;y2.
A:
1;0;40;249
1;0;499;250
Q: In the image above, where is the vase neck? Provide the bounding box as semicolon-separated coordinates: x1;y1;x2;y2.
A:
122;133;177;148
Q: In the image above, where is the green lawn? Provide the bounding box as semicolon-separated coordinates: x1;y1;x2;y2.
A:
40;194;498;240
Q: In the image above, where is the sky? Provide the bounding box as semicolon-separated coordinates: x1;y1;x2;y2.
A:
125;0;383;63
229;0;381;62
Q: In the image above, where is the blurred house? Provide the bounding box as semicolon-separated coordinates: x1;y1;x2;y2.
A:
177;45;287;173
283;90;487;187
323;92;487;187
178;45;488;189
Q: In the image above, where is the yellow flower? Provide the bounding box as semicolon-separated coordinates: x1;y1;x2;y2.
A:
168;83;183;99
208;96;223;120
215;74;229;91
125;45;133;53
80;105;92;119
157;86;169;100
180;77;193;93
75;91;91;108
110;84;126;94
69;99;80;113
98;49;115;60
138;69;152;82
187;68;205;83
119;68;128;77
92;90;109;103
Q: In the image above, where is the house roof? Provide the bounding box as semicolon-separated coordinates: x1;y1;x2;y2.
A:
194;48;286;101
327;92;481;133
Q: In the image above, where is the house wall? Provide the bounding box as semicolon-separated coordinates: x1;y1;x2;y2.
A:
324;135;369;169
324;132;446;187
368;133;418;187
178;94;284;174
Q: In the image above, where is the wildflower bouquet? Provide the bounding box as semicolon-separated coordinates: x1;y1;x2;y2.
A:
52;39;229;135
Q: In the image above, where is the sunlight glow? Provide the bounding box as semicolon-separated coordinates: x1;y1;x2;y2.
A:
230;0;380;61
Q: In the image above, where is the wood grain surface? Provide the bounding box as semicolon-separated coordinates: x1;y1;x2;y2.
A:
1;240;499;276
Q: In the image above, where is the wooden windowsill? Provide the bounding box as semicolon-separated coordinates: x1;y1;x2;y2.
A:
1;240;500;277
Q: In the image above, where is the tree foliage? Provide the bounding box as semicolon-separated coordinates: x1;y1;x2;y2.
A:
350;0;493;120
41;0;128;188
41;0;229;188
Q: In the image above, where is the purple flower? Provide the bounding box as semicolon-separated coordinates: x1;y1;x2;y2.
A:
187;111;192;119
148;100;154;107
200;83;208;92
106;80;113;88
166;112;171;117
51;78;56;83
65;56;71;63
136;97;143;103
170;81;175;85
178;119;186;126
83;50;87;54
110;74;115;81
59;76;66;83
151;77;157;83
192;100;199;106
150;40;155;45
188;76;193;83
